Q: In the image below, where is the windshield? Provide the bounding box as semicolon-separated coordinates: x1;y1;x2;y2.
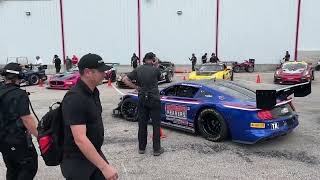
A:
283;63;306;71
198;64;224;72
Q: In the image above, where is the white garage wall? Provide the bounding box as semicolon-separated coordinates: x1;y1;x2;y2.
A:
0;0;61;64
299;0;320;51
62;0;138;64
141;0;216;64
219;0;298;64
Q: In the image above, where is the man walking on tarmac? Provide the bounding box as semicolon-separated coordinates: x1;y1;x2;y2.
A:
122;52;164;156
0;63;38;180
60;53;118;180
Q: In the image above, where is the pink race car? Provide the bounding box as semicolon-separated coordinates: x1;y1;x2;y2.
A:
47;71;80;90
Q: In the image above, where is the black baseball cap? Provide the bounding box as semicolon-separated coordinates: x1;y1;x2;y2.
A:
78;53;108;72
3;63;22;74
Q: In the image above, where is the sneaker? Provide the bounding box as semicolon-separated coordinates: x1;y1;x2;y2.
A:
138;149;146;154
153;147;164;156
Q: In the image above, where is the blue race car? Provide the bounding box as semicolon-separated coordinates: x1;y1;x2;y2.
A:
113;80;311;144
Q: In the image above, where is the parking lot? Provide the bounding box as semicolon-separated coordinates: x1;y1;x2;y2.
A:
1;71;319;180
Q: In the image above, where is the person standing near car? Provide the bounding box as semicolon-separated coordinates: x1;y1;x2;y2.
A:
122;52;164;156
65;56;72;72
53;55;62;73
189;53;197;71
0;63;38;180
209;53;219;63
283;51;290;62
60;53;118;180
131;53;139;69
35;56;43;65
201;53;207;64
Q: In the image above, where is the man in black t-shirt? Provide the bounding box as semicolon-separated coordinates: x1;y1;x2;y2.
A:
53;54;62;73
131;53;139;69
61;53;118;180
122;52;164;156
0;63;38;180
202;53;208;64
209;53;219;63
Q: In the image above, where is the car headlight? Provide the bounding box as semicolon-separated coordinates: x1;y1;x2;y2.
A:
65;81;74;85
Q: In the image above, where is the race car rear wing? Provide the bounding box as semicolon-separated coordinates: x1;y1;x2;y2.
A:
256;82;311;109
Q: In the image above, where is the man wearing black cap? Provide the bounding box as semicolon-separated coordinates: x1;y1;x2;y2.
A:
60;53;118;180
0;63;38;180
122;52;164;156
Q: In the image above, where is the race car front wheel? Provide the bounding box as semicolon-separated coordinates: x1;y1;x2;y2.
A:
29;74;40;85
197;108;228;142
121;98;137;122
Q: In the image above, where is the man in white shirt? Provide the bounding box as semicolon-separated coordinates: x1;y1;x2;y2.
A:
35;56;43;65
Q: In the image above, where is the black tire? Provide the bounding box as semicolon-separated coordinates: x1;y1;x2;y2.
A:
121;98;137;122
234;66;240;73
197;108;228;142
246;66;254;73
166;73;173;83
312;72;315;80
230;71;234;81
28;74;40;85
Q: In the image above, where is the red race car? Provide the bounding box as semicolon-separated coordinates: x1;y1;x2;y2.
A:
47;71;80;89
274;61;314;84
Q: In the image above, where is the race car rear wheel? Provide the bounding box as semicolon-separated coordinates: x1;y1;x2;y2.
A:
197;108;228;142
312;72;315;80
233;66;240;73
121;98;137;122
29;74;40;85
246;66;254;73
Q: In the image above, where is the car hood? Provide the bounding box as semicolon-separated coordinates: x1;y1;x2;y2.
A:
281;68;305;75
50;72;79;80
196;71;217;76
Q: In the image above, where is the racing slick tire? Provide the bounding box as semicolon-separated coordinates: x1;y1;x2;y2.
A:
233;66;240;73
197;108;228;142
230;72;234;81
121;98;137;122
165;73;173;83
312;72;315;80
246;66;254;73
28;74;40;85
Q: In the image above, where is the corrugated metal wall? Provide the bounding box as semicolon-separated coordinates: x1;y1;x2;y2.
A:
0;0;61;64
140;0;216;63
0;0;319;64
299;0;320;51
219;0;297;64
62;0;138;64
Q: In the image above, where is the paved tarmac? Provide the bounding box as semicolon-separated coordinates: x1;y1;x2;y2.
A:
0;71;319;180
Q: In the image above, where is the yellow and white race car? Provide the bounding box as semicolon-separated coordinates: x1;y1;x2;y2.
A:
188;63;233;81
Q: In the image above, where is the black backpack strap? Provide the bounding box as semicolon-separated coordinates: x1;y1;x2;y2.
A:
23;90;40;123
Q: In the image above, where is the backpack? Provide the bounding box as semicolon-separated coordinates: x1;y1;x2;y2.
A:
34;102;64;166
0;86;19;140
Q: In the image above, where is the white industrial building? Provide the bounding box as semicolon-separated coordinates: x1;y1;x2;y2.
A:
0;0;319;65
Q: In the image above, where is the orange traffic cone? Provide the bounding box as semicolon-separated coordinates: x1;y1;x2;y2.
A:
160;128;166;139
38;79;44;87
150;128;166;139
107;78;112;87
256;74;261;83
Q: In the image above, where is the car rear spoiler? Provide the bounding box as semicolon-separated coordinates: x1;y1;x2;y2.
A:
256;81;311;109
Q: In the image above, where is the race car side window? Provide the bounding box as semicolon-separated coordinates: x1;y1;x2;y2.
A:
176;85;199;98
163;86;177;96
